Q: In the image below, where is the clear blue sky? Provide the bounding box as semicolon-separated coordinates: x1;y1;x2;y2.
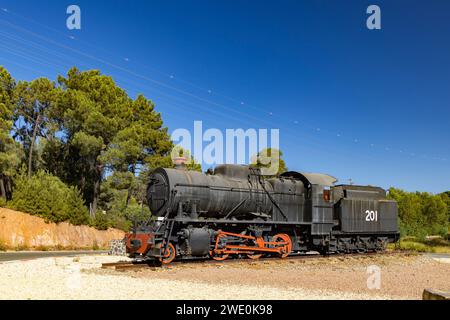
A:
1;0;449;193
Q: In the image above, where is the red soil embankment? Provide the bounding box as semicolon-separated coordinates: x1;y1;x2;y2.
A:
0;207;124;249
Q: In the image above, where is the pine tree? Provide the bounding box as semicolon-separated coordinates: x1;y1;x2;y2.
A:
0;66;21;201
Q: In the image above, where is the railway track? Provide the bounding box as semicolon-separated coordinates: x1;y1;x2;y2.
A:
102;250;412;271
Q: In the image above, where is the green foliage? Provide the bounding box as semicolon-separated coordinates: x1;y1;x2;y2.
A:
441;192;450;220
0;66;21;201
2;66;173;230
388;188;449;238
35;245;50;251
90;213;109;230
66;187;91;225
0;240;7;251
54;68;134;211
48;68;173;214
13;77;60;177
0;66;15;134
92;240;99;251
123;199;152;225
9;171;90;225
14;243;29;251
0;140;22;178
389;237;450;253
97;174;151;231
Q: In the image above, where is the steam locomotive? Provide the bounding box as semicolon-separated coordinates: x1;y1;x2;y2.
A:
125;162;399;263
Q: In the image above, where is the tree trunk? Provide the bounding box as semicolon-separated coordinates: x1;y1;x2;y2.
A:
126;188;132;208
92;179;99;216
5;176;12;200
0;176;6;201
91;164;102;215
28;114;41;178
125;164;136;208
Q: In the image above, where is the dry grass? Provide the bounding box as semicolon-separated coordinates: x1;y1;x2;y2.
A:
0;240;7;252
34;245;50;251
14;244;30;251
389;237;450;254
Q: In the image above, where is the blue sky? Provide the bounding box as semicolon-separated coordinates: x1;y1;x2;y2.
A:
0;0;449;193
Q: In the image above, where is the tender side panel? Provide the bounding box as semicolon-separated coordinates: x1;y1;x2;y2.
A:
338;199;398;233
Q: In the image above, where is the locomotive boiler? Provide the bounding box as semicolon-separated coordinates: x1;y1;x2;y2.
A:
125;162;399;263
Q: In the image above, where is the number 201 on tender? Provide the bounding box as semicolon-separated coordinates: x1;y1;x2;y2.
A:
365;210;378;222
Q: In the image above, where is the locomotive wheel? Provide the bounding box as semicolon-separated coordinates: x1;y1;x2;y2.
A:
375;240;387;252
272;234;292;258
210;251;229;261
210;233;229;261
246;237;265;260
158;242;176;264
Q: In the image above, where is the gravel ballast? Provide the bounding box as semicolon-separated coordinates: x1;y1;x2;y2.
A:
0;253;448;300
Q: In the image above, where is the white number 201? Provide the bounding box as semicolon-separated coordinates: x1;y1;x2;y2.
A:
365;210;378;222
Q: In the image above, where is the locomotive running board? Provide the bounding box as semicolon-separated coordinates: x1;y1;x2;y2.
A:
173;217;312;225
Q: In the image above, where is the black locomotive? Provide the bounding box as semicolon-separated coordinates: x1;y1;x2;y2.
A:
125;162;399;263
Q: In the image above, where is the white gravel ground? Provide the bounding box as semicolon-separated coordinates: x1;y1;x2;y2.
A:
0;254;395;300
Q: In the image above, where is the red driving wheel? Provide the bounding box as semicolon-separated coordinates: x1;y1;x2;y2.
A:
158;242;176;264
272;234;292;258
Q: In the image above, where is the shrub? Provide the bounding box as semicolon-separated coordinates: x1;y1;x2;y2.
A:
15;243;29;251
35;245;50;251
98;180;150;231
66;186;90;226
399;241;429;252
9;171;89;225
388;188;449;238
90;213;109;230
0;240;7;251
92;240;99;251
393;237;450;254
107;214;132;232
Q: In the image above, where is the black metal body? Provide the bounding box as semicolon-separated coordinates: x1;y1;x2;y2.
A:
127;164;400;261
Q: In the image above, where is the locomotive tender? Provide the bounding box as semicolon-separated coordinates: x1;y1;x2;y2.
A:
125;162;399;263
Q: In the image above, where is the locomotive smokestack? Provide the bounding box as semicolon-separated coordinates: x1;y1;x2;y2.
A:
173;156;187;170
